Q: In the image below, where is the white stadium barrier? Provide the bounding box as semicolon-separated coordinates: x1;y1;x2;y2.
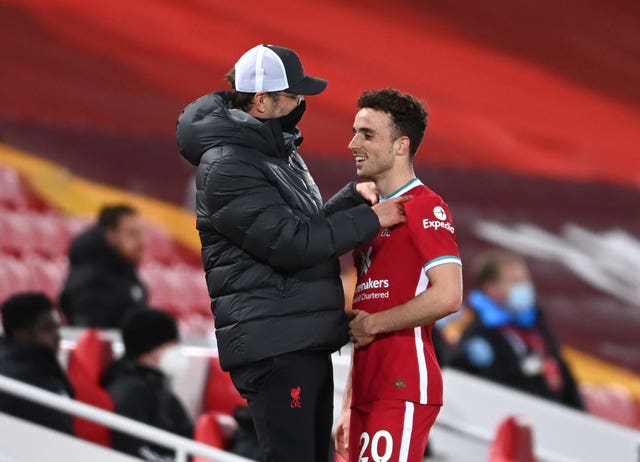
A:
0;374;253;462
2;339;639;462
330;350;640;462
0;412;140;462
438;368;640;462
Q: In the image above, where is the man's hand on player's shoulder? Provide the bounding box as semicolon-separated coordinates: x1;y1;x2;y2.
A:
349;309;378;349
371;195;412;228
355;181;379;204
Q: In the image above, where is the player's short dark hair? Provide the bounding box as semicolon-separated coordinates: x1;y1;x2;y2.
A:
1;292;53;341
357;88;428;158
225;68;280;112
98;204;137;231
474;250;525;289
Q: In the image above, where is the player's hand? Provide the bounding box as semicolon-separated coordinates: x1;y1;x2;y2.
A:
334;409;351;461
371;196;412;228
349;309;376;349
355;181;379;205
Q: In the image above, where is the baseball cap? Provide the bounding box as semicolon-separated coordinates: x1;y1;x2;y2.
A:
234;44;327;95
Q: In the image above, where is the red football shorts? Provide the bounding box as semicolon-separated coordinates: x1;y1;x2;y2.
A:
349;400;440;462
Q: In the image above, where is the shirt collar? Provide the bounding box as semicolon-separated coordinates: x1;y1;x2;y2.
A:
379;178;423;202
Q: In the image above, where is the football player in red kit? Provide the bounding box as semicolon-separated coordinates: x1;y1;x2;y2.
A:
335;89;463;462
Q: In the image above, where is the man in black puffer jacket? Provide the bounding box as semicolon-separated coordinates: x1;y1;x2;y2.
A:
176;44;408;462
0;293;75;436
103;310;193;461
59;205;148;328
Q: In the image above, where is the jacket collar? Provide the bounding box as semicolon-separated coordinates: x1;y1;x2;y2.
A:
0;343;74;395
177;91;298;166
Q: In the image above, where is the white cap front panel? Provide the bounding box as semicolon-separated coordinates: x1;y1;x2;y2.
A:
234;45;289;93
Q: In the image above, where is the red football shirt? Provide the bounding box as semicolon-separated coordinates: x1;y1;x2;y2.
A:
351;178;461;407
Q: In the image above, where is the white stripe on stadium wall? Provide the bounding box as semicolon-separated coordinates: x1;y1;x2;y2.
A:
474;221;640;307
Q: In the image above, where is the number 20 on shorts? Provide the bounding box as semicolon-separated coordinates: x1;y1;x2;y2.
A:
359;430;393;462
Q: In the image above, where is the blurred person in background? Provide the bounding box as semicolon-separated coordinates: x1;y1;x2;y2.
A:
102;309;193;461
450;250;584;409
176;44;407;462
59;204;148;328
0;292;75;435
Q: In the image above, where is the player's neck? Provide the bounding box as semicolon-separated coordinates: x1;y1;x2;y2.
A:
375;167;416;198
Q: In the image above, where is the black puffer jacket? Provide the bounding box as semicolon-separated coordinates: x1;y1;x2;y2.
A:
102;358;194;460
177;92;380;370
59;225;148;328
0;340;75;435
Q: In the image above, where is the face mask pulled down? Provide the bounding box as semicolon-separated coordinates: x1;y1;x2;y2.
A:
278;99;307;134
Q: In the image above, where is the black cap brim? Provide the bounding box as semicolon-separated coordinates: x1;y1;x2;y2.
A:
286;75;328;95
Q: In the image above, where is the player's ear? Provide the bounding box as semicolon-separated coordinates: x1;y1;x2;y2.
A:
395;136;411;158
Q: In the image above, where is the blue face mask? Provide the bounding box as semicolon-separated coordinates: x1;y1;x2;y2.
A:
506;282;536;313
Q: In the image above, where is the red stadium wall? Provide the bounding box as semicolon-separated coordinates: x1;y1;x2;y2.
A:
1;0;639;191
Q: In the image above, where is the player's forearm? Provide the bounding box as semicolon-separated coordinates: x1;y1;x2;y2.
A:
369;287;461;335
341;350;354;412
342;371;353;412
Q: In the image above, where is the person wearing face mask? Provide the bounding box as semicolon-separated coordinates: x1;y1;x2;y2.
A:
102;309;193;461
176;45;409;462
450;250;584;409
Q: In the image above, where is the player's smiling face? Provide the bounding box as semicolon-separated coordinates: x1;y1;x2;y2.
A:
349;108;398;180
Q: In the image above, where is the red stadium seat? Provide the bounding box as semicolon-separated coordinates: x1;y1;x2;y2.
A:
140;263;177;309
182;267;211;316
193;412;227;462
0;255;66;301
203;356;247;416
489;416;536;462
0;165;28;210
30;213;74;258
0;256;33;296
140;264;212;327
69;329;114;383
177;312;213;336
166;265;208;313
0;258;15;303
67;329;115;446
581;384;640;429
24;256;67;299
0;211;30;256
142;223;179;265
0;210;72;258
64;215;91;241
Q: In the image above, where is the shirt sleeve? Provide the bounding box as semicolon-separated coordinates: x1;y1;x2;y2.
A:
406;194;462;272
202;156;380;272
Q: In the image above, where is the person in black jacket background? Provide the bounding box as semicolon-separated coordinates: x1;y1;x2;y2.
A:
103;309;193;461
450;250;584;410
0;292;75;435
176;44;408;462
59;204;148;327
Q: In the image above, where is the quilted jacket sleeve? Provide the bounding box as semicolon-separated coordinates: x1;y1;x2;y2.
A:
201;156;380;272
324;182;371;216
